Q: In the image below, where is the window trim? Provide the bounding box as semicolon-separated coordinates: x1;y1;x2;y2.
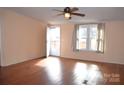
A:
75;23;105;53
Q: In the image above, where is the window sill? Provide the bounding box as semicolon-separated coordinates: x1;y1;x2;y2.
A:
75;49;104;54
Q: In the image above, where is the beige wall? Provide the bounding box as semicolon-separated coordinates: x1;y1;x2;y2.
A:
1;10;46;66
60;22;124;64
0;17;1;66
0;9;5;66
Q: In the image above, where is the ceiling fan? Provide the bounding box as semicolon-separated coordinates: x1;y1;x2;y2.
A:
54;7;85;20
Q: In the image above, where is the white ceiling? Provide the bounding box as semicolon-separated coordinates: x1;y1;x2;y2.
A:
3;7;124;24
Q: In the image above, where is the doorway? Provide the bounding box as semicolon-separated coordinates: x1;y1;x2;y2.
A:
47;26;60;57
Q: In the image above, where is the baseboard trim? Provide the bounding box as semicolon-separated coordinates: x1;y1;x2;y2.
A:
2;55;124;67
1;56;46;67
58;56;124;65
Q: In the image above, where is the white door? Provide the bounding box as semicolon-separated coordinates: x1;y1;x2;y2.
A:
47;26;60;56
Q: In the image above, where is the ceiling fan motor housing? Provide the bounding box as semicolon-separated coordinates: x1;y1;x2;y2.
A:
64;7;71;13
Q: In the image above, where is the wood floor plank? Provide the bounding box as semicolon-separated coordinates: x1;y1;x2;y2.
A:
0;56;124;85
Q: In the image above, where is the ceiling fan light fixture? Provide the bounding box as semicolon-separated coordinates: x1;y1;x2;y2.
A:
64;13;71;19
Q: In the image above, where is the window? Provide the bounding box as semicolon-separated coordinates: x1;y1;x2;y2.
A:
76;24;104;53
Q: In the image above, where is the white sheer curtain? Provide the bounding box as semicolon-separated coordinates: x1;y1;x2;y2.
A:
72;24;79;51
97;23;105;53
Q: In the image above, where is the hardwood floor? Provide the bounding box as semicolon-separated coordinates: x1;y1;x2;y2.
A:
0;56;124;85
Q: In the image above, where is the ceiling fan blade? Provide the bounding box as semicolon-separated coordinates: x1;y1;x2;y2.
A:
53;9;64;12
71;7;79;12
56;13;64;16
71;13;85;17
